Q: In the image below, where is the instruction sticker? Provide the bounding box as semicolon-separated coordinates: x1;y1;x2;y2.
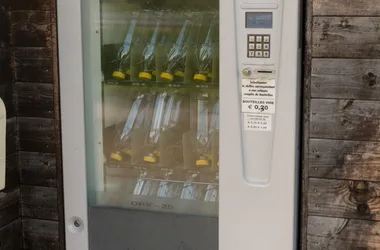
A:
241;78;276;114
244;113;272;131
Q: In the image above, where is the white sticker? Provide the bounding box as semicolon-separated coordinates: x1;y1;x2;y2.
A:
242;99;275;113
242;79;275;99
244;113;272;131
241;78;276;114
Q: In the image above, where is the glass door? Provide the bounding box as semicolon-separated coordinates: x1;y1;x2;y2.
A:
80;0;219;248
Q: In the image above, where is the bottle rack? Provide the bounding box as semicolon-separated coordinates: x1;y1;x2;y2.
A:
98;4;220;216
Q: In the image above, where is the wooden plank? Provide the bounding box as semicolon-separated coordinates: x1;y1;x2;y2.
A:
20;185;58;221
308;216;380;249
302;0;313;248
6;118;17;154
313;17;380;58
22;218;59;250
309;178;380;220
0;219;22;250
14;48;53;82
0;11;10;48
9;0;51;11
18;117;55;153
311;59;380;100
0;186;19;227
309;139;380;181
0;49;12;83
11;11;51;47
310;99;380;141
19;151;56;187
313;0;380;16
14;82;54;118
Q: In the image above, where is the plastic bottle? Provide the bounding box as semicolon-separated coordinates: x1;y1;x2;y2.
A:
160;20;192;82
138;18;161;81
112;19;138;81
194;21;217;83
144;92;168;163
110;94;146;161
195;93;210;167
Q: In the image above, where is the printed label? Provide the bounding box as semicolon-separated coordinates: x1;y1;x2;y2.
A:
244;113;272;131
241;78;276;114
242;99;275;113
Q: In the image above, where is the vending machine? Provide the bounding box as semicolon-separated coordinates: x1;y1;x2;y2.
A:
57;0;301;248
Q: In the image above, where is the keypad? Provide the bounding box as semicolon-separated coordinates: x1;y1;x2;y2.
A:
247;34;270;58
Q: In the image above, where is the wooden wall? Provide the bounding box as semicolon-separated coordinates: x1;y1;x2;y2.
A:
302;0;380;249
0;0;64;249
0;5;22;250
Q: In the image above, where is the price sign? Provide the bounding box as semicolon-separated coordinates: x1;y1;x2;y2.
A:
241;78;276;114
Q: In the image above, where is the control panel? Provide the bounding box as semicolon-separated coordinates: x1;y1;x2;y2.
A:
235;1;283;184
247;34;270;58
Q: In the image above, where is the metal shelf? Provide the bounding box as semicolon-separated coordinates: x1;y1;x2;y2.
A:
105;162;219;184
103;79;219;90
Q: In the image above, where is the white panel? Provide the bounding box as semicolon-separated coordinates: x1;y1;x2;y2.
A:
220;0;300;249
57;0;89;249
0;98;5;191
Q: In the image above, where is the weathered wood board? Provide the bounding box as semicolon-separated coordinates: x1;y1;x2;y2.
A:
309;139;380;181
313;17;380;58
313;0;380;16
14;82;54;118
23;218;59;250
309;178;380;220
19;151;57;187
0;219;22;250
310;99;380;141
18;117;56;153
11;11;52;47
308;216;380;249
20;185;58;221
311;59;380;100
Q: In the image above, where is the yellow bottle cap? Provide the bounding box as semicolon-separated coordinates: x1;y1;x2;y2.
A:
161;72;174;82
175;71;185;77
194;74;208;82
139;72;152;81
144;155;157;163
110;152;123;161
153;150;160;157
196;159;209;167
126;69;131;75
207;72;213;78
121;148;132;156
112;71;126;80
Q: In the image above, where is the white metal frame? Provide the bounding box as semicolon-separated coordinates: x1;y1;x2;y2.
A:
57;0;90;248
57;0;301;248
220;0;300;249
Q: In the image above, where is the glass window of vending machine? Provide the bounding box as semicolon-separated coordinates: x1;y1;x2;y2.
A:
57;0;301;249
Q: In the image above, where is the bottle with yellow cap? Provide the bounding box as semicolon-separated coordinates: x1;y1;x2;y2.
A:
160;20;193;83
203;100;219;167
138;16;162;82
112;18;138;81
143;92;167;163
193;20;217;83
110;94;146;162
195;93;210;167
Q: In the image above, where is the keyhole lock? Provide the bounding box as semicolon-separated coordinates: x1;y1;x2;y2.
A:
242;68;252;77
67;216;84;234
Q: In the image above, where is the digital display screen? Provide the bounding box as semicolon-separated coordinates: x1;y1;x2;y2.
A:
246;12;273;29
